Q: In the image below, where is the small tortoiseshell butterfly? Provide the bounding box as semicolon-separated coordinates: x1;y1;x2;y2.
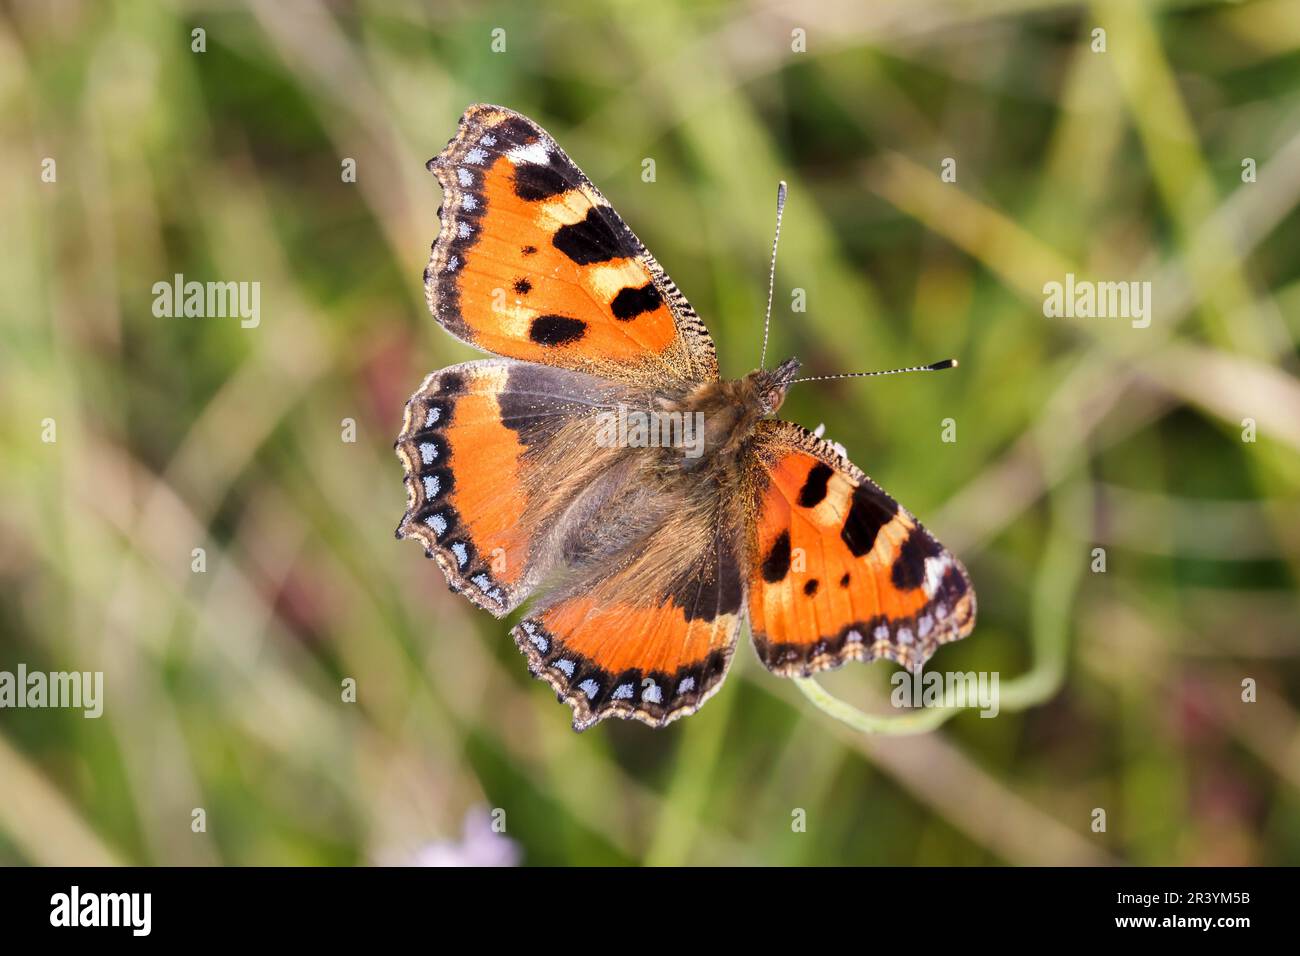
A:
396;104;976;730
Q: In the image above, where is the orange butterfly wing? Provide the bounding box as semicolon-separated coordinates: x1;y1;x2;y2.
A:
746;421;975;675
395;358;625;616
511;515;745;731
426;104;716;386
396;356;744;732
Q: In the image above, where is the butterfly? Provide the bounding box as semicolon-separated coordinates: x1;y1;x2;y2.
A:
395;104;976;731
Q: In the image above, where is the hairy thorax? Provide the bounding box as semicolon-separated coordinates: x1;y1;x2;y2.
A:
662;356;801;471
513;358;802;605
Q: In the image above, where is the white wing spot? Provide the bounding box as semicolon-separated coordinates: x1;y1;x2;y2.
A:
424;405;440;427
419;442;438;464
422;474;440;499
918;614;934;638
846;629;863;644
480;133;497;147
456;220;472;239
923;554;954;597
524;625;548;653
554;658;575;678
873;624;889;643
461;194;478;210
897;628;914;646
612;683;633;701
457;167;473;187
451;542;468;568
678;676;696;696
506;141;551;166
424;513;447;536
446;255;459;273
464;147;487;165
642;682;662;704
472;573;492;592
578;679;599;699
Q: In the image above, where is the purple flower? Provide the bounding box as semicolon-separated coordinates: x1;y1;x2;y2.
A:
404;807;522;867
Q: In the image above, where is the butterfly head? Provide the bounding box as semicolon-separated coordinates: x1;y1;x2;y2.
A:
749;356;801;415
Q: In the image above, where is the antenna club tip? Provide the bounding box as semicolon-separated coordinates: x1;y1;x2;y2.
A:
930;358;958;370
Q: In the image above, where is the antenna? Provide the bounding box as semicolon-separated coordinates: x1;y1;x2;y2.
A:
759;181;787;370
791;358;958;384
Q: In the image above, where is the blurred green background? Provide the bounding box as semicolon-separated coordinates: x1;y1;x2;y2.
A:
2;0;1299;866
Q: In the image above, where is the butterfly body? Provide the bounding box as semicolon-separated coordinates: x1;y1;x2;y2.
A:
396;105;975;730
660;357;800;469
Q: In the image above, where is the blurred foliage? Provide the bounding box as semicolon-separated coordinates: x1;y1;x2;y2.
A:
2;0;1299;866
